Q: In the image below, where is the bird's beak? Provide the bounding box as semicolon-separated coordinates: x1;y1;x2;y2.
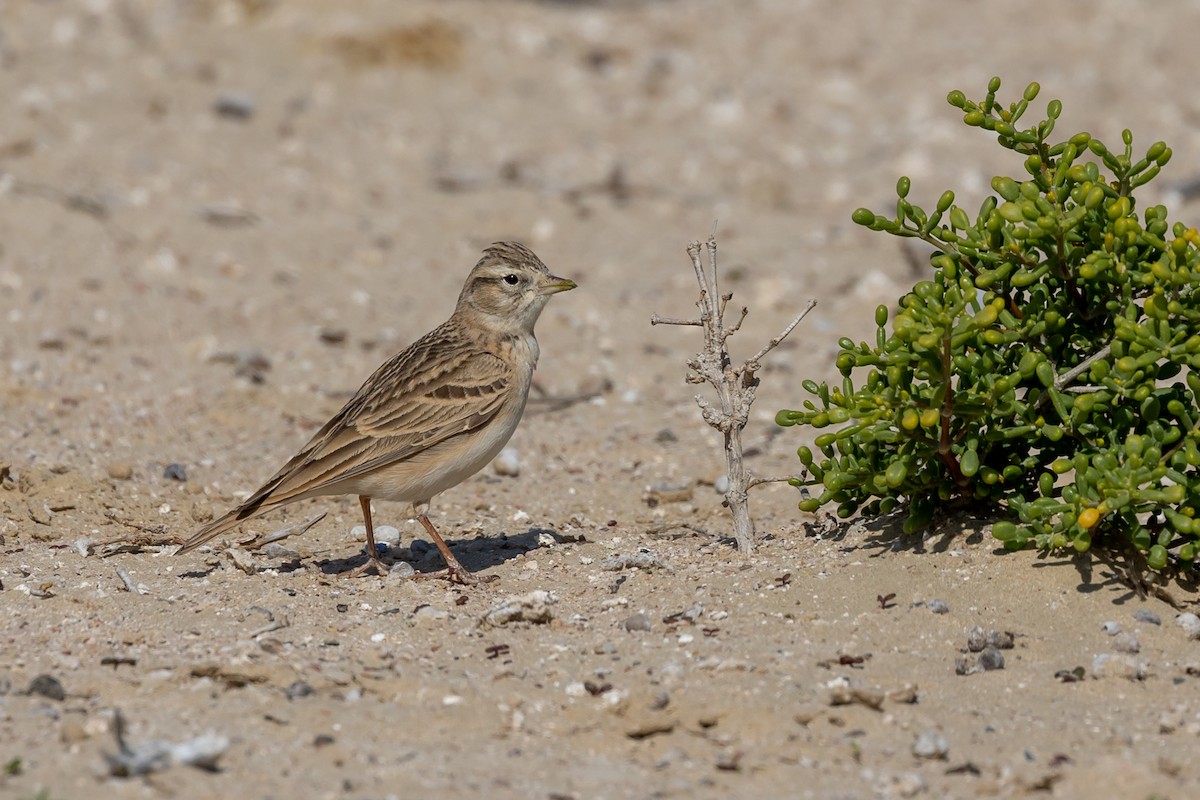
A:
540;275;578;295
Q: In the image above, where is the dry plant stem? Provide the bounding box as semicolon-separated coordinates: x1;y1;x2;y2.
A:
652;235;816;554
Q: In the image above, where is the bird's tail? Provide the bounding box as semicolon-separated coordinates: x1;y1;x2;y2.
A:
175;499;265;555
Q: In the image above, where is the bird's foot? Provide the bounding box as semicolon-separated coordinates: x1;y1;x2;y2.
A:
413;563;497;585
339;555;390;578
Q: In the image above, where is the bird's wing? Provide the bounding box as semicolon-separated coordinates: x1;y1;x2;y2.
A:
240;327;511;510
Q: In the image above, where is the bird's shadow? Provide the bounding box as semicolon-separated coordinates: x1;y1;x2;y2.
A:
314;526;568;577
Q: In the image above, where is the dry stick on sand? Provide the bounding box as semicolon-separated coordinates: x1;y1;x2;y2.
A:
652;235;817;554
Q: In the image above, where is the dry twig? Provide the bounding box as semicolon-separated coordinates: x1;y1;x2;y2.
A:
652;235;816;553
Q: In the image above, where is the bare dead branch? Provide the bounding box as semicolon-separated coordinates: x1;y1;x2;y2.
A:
748;299;818;367
651;234;816;554
650;315;703;327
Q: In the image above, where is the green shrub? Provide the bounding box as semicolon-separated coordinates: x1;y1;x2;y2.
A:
777;77;1200;573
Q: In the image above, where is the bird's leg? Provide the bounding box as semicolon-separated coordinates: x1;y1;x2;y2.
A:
413;514;495;585
341;495;389;577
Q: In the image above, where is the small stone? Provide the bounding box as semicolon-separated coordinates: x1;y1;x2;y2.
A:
912;730;949;760
892;772;928;798
625;720;675;740
887;683;919;704
966;626;987;652
286;681;315;700
262;543;300;559
593;641;617;655
1132;609;1162;626
493;448;521;477
37;330;66;350
654;428;678;444
410;540;432;557
163;463;187;482
387;561;415;580
351;524;400;547
1101;620;1121;636
214;91;256;120
927;599;950;614
986;630;1015;649
622;612;653;632
106;462;133;480
978;646;1005;671
28;674;65;701
317;327;347;345
481;590;556;626
1112;633;1140;654
414;605;449;621
1091;653;1145;680
713;474;730;494
1174;613;1200;640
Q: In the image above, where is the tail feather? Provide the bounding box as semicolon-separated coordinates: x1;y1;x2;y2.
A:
175;500;265;555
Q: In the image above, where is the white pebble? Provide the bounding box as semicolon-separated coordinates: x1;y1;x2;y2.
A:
1175;613;1200;640
493;447;521;477
713;474;731;494
912;730;949;759
1101;620;1121;636
512;509;531;524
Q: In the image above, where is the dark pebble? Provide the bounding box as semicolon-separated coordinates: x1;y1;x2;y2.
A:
163;463;187;482
986;630;1015;650
214;92;257;120
28;674;65;701
286;681;315;700
928;599;950;614
978;646;1005;671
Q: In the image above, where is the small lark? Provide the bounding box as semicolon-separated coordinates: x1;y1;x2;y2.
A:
176;242;576;583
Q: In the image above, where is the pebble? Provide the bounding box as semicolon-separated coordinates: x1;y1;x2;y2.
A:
912;730;949;760
414;605;449;621
1091;653;1145;680
1174;613;1200;640
262;543;300;559
410;540;432;557
1101;620;1121;636
622;612;653;632
286;681;315;700
351;524;400;547
1132;609;1162;626
713;474;730;494
927;599;950;614
28;674;65;701
163;463;187;482
106;462;133;480
214;91;257;120
1112;632;1140;654
977;646;1005;671
966;626;987;652
387;562;416;580
493;447;521;477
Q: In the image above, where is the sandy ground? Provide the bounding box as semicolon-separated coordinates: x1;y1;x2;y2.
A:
4;1;1200;798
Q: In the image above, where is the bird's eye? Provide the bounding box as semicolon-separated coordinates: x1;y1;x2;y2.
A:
503;274;519;285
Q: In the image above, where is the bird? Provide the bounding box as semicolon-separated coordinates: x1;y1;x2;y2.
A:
175;241;576;583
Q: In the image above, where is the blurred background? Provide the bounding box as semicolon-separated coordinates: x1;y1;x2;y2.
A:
2;0;1199;471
